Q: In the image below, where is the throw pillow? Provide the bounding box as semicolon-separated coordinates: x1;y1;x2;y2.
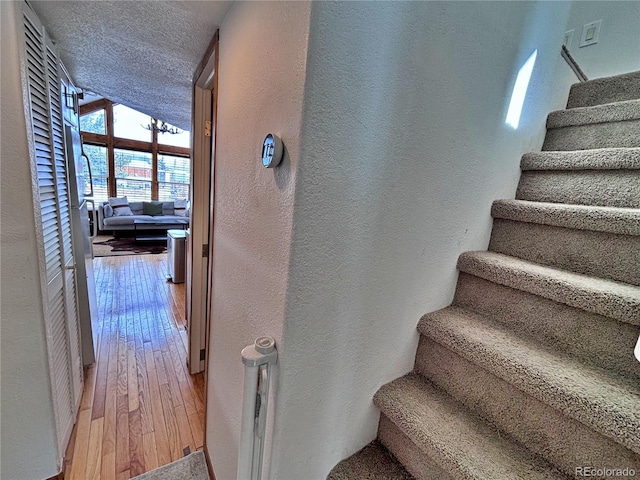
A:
174;198;189;217
142;201;163;216
162;201;175;216
103;204;113;217
108;196;133;216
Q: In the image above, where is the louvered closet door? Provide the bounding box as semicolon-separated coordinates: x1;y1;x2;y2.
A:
22;4;83;460
47;43;84;410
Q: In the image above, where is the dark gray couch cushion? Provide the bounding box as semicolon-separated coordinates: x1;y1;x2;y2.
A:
103;215;153;226
129;202;144;215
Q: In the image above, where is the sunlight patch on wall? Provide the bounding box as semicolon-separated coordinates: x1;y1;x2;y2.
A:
506;50;538;129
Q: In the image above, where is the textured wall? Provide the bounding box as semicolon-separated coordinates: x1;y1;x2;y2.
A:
268;2;575;478
204;2;311;479
1;2;59;478
563;1;640;79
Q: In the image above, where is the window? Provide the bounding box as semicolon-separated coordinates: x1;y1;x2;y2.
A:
113;104;151;142
158;154;190;201
158;124;190;149
79;100;190;202
80;109;105;135
114;149;152;201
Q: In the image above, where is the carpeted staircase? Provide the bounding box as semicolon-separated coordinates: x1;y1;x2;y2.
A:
328;71;640;479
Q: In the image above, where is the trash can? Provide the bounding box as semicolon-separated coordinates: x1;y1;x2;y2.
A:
167;229;186;284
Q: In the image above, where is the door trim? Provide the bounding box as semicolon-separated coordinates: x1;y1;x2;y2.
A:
191;29;219;478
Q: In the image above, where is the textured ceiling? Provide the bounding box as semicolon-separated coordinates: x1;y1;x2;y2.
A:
30;1;232;130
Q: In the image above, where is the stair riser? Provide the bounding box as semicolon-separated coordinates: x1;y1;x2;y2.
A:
415;337;640;477
453;273;640;380
420;306;640;452
378;415;452;480
516;170;640;208
489;219;640;286
521;149;640;171
374;374;566;479
567;73;640;109
327;442;413;480
457;251;640;323
543;119;640;151
491;200;640;236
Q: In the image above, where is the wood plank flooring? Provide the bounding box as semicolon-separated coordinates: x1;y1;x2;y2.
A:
64;253;205;479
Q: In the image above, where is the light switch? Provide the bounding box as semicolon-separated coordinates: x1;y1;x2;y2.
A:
563;30;574;48
580;20;601;47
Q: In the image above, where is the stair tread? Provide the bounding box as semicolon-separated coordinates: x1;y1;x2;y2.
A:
453;272;640;381
374;373;566;480
491;199;640;236
567;71;640;109
418;306;640;453
547;99;640;129
327;441;413;480
457;251;640;324
520;148;640;171
515;169;640;209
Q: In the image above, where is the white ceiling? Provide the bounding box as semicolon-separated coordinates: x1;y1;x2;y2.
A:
30;1;232;130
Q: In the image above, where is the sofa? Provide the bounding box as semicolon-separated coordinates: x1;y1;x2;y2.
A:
97;198;189;233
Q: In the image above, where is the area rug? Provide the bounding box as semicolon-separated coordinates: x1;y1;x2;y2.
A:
130;451;210;479
93;235;167;257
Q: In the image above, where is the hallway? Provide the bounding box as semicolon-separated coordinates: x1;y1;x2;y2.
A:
64;254;205;480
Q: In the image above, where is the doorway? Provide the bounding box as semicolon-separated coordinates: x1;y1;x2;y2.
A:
61;30;219;479
188;30;219;378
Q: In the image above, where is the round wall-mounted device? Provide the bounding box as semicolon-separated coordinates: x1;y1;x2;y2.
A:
261;133;283;168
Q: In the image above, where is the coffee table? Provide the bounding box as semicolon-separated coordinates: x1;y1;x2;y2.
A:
133;220;186;243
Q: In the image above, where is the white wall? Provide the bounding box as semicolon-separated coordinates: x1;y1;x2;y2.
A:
563;1;640;79
204;2;311;479
1;1;60;478
267;2;574;478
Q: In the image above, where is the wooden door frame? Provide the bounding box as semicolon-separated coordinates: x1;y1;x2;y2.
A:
191;30;219;478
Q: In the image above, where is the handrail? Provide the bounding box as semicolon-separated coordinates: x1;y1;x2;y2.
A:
237;337;278;480
561;45;588;82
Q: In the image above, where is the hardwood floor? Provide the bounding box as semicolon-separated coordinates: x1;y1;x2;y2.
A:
64;253;205;480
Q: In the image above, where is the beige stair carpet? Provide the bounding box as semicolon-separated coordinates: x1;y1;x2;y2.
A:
130;451;210;480
328;71;640;479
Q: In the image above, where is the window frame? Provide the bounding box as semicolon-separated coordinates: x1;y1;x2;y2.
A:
79;99;191;201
